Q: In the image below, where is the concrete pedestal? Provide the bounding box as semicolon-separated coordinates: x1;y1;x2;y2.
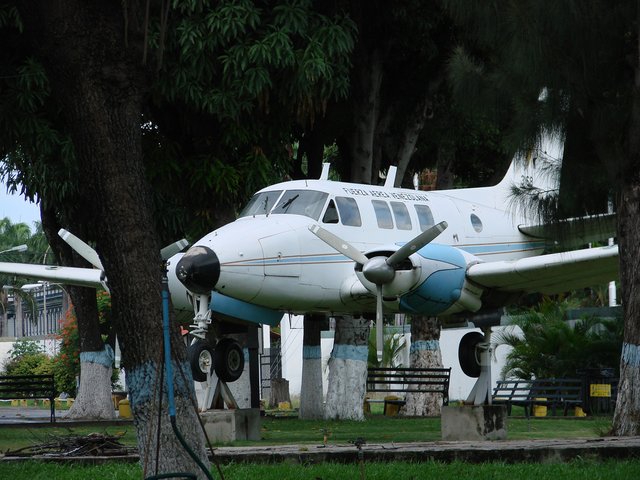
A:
441;404;507;441
200;408;261;443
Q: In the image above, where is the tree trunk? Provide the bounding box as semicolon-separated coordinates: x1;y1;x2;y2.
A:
269;378;291;408
41;204;115;419
435;140;456;190
395;96;430;187
299;314;324;419
325;316;369;421
349;48;384;184
612;179;640;435
66;350;114;420
20;3;210;476
611;32;640;436
401;316;443;417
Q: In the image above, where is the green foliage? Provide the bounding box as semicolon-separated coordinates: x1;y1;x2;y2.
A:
367;331;406;368
495;299;623;380
7;338;42;359
2;339;52;376
52;308;79;395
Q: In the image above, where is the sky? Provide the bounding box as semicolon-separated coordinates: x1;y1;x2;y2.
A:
0;183;41;229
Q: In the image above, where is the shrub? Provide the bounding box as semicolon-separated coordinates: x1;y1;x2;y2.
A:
2;339;53;376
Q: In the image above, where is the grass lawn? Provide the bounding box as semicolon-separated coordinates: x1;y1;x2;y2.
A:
0;411;614;452
1;459;639;479
0;408;624;479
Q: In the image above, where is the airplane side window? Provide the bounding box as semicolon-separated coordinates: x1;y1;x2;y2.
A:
322;199;339;223
372;200;394;229
470;213;483;233
238;190;283;217
390;201;412;230
415;204;435;232
272;190;328;220
335;196;362;227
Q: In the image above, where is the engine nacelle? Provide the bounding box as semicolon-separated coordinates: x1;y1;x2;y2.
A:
396;244;483;316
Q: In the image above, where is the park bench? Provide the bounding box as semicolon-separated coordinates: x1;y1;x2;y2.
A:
0;374;56;422
366;367;451;414
492;378;583;417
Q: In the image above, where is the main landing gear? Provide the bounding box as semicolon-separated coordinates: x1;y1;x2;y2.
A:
458;327;494;405
186;293;246;410
188;337;245;383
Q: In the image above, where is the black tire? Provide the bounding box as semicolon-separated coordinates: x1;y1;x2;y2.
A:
188;339;215;382
458;331;484;378
214;337;245;383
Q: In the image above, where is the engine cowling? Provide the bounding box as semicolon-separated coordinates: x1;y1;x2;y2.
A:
354;243;482;316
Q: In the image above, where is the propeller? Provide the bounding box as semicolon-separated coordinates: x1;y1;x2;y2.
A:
59;229;104;270
309;221;448;361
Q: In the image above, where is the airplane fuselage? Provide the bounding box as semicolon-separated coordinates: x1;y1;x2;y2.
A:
168;174;546;320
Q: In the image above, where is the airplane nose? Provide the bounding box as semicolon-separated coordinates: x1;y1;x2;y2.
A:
175;246;220;294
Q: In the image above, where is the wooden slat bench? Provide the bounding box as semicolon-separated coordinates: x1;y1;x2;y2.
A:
0;374;56;422
366;367;451;414
492;378;583;417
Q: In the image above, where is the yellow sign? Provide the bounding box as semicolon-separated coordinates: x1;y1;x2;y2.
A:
590;384;611;397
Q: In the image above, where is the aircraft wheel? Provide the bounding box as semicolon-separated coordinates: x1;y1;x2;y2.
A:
458;331;484;378
188;339;215;382
214;338;245;383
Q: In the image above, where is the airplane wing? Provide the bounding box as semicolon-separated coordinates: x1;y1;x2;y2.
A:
0;262;104;288
466;245;619;295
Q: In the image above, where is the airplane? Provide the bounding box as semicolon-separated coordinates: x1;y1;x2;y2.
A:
0;135;619;406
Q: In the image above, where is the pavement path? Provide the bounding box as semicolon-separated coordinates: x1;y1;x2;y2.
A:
2;406;640;464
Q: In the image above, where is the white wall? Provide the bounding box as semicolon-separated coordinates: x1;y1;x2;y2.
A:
277;315;513;402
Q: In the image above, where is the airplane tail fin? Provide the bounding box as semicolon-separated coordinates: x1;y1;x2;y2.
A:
495;134;564;202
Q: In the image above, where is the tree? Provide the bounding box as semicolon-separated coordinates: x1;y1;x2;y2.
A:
1;2;358;475
6;2;210;476
446;0;640;435
299;314;325;420
325;315;370;420
401;316;444;416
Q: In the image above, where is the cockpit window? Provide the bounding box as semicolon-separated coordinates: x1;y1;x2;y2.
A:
322;199;339;223
272;190;328;220
239;190;283;217
336;196;362;226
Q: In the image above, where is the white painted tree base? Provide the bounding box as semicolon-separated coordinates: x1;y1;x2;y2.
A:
66;361;115;420
325;358;367;420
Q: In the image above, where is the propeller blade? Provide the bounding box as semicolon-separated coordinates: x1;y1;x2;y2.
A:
58;229;104;270
376;284;384;362
161;238;189;260
309;224;369;265
387;221;448;266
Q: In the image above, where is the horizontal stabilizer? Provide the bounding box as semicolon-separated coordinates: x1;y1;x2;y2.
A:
519;213;616;248
467;245;619;295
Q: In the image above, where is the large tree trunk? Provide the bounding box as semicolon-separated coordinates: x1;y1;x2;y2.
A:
299;314;324;419
401;316;443;417
325;316;369;421
20;2;210;477
612;179;640;435
611;32;640;436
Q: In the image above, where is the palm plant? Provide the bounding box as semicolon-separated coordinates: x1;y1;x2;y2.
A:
494;298;622;380
368;329;406;368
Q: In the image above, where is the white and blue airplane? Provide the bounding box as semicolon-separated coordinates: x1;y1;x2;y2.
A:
0;136;619;402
